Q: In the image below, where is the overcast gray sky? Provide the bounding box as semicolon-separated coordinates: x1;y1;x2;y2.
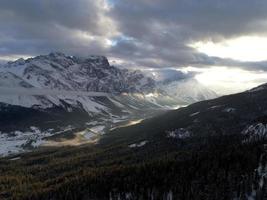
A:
1;0;267;94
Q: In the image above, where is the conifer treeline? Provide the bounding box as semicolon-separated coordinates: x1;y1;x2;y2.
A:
0;136;265;199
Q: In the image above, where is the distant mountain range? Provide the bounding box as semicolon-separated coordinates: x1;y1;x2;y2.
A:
0;52;216;108
0;52;217;156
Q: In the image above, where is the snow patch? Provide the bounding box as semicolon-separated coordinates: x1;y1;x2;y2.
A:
208;105;222;110
223;107;236;113
166;128;191;139
190;112;200;117
9;156;21;161
0;127;67;157
89;126;105;135
129;140;148;148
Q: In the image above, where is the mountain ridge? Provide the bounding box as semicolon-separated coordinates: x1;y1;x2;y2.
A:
0;52;217;157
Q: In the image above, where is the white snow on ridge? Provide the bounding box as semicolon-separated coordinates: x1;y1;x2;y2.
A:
0;88;110;112
160;78;217;104
166;128;191;139
190;112;200;117
9;156;21;161
223;107;236;113
129;140;148;148
208;105;222;110
0;94;49;108
0;87;109;97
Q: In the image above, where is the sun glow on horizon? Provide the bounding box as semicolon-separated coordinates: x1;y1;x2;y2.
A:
190;36;267;62
194;67;267;94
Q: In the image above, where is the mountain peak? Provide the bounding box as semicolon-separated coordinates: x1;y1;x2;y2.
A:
48;52;66;58
45;53;110;67
7;58;25;66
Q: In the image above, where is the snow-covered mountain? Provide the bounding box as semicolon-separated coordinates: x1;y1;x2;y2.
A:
159;78;217;104
0;52;157;108
0;52;217;156
0;52;217;111
145;68;217;105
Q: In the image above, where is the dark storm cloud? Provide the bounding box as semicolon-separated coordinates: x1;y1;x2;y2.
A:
0;0;114;57
0;0;109;35
109;0;267;70
148;69;197;82
111;0;267;39
1;0;267;71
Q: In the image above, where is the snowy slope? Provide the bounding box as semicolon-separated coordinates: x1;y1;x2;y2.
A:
0;52;217;111
0;53;221;125
159;78;217;104
0;52;159;111
146;68;217;104
0;53;156;93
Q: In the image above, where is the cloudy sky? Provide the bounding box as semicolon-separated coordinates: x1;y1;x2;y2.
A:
1;0;267;94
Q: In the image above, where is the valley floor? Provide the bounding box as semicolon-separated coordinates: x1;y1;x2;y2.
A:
0;108;167;158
